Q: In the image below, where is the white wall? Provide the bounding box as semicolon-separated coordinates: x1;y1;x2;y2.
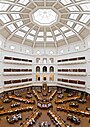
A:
0;35;90;93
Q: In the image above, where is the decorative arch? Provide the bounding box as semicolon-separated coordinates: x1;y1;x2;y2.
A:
43;66;47;72
50;66;54;72
36;66;40;72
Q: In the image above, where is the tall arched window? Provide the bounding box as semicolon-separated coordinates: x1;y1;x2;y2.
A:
50;66;54;72
36;66;40;72
43;66;47;72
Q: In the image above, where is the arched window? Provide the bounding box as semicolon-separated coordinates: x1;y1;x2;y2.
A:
50;66;54;72
36;66;40;72
36;58;40;63
49;58;54;63
43;66;47;72
43;58;47;63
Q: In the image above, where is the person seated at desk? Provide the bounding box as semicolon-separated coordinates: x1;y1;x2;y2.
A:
0;105;4;110
67;93;74;97
15;93;22;97
69;102;79;108
11;102;20;108
3;98;12;103
57;94;64;99
77;98;86;103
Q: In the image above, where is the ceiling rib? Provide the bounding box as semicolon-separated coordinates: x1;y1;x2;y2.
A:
33;27;40;48
58;0;90;11
6;22;33;42
60;17;90;30
58;22;84;43
22;25;36;45
50;27;57;48
0;0;32;11
55;25;68;45
0;18;30;30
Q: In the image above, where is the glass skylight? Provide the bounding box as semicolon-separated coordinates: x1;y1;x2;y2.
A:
18;0;29;5
11;6;22;11
16;21;23;27
60;26;68;32
15;31;25;37
10;45;15;50
60;0;72;5
11;14;20;20
36;37;44;42
46;32;52;36
65;31;75;37
80;3;90;11
75;45;80;50
0;14;10;23
22;26;29;32
27;35;34;41
68;6;79;11
54;30;60;35
32;9;58;26
38;32;44;36
74;24;83;32
0;3;10;11
46;37;54;42
56;35;63;41
79;14;90;23
30;30;36;35
69;14;79;20
67;21;74;27
7;24;16;32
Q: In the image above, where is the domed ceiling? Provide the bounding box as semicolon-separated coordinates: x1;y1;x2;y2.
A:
0;0;90;47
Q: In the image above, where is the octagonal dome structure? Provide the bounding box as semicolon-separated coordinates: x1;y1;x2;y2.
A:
32;9;58;26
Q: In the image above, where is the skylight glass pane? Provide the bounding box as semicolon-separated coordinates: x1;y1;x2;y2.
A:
60;26;68;32
60;0;72;5
18;0;29;5
38;32;44;36
69;14;79;20
79;14;90;23
0;14;10;23
11;14;20;20
54;30;60;35
7;24;16;32
46;32;52;36
22;26;29;32
0;3;10;11
27;35;34;41
11;6;22;11
16;21;23;27
36;37;44;42
30;30;36;35
46;37;54;42
65;31;75;37
56;35;63;41
15;31;25;37
80;3;90;11
74;24;83;32
68;6;79;11
67;21;74;27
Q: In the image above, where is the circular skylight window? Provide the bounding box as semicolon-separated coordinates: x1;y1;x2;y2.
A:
32;9;58;26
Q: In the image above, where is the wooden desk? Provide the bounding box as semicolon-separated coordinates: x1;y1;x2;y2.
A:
9;95;35;104
55;96;80;104
22;110;41;127
49;90;57;100
48;110;67;127
32;90;42;100
0;106;33;116
57;106;90;116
